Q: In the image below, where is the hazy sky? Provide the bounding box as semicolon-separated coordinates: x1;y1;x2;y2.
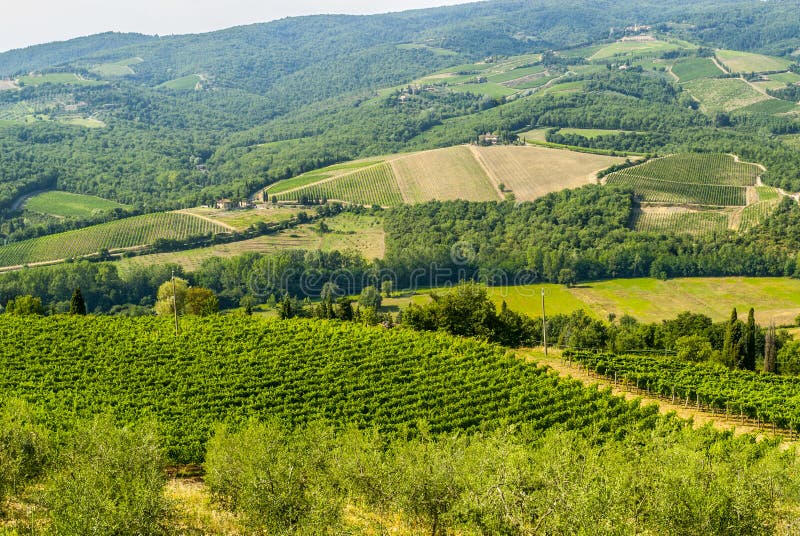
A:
1;0;472;53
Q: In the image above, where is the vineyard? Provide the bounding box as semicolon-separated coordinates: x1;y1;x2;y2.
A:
739;199;781;232
682;78;768;113
605;153;760;207
0;212;228;268
670;57;723;82
0;316;670;463
566;350;800;432
607;174;747;205
610;154;760;186
631;207;729;235
273;162;403;206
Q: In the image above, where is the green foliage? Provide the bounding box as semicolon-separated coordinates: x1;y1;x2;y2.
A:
69;287;86;315
154;277;187;316
384;192;800;285
0;399;51;504
357;286;382;310
203;421;800;535
402;283;537;346
45;417;168;536
184;287;219;316
5;295;44;316
205;420;343;534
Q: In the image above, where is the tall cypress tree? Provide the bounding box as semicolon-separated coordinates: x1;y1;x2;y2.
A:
723;308;745;368
744;308;756;371
70;287;87;315
764;322;777;373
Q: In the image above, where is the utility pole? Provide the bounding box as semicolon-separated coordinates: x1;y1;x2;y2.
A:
171;269;180;336
541;288;547;357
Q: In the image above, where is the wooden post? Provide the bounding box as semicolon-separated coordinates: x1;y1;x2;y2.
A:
541;288;547;357
172;269;180;336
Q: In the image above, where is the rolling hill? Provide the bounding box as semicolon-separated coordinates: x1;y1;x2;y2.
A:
263;145;625;206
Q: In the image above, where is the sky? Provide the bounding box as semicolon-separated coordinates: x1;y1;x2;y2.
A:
0;0;473;53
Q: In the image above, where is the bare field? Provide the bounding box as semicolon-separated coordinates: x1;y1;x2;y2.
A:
473;145;626;201
0;80;17;91
390;146;499;202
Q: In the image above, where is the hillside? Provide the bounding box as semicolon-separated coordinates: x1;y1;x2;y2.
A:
0;212;229;269
264;145;625;206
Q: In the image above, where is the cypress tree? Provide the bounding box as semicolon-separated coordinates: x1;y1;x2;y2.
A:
722;308;745;368
744;308;756;371
70;288;87;315
764;322;777;373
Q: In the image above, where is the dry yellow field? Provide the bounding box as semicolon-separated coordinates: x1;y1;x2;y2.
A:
390;146;499;202
473;145;626;201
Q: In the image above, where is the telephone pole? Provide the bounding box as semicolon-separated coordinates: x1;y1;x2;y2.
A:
541;288;547;356
171;269;180;336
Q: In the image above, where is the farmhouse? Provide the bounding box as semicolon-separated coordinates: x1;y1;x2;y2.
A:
215;198;234;210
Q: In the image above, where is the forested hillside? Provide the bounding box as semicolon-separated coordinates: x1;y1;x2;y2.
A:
0;0;799;227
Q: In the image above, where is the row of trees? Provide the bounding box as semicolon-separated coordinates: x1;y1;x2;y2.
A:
4;399;798;535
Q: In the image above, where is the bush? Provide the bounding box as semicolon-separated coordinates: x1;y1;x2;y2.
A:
45;417;168;536
205;419;343;534
0;399;50;505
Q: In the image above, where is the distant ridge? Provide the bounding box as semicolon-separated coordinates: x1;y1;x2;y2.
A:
0;32;155;76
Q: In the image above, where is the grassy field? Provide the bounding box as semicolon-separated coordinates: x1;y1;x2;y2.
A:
768;71;800;84
17;73;104;86
182;206;298;231
589;39;685;61
517;128;549;142
683;78;769;113
23;191;128;218
391;146;498;202
569;277;800;326
449;82;517;98
57;116;106;128
158;74;202;90
0;212;229;268
396;43;457;56
756;186;780;201
558;128;634;138
385;277;800;326
715;49;793;73
116;213;385;272
89;57;142;77
671;57;723;82
471;145;625;201
487;65;546;84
